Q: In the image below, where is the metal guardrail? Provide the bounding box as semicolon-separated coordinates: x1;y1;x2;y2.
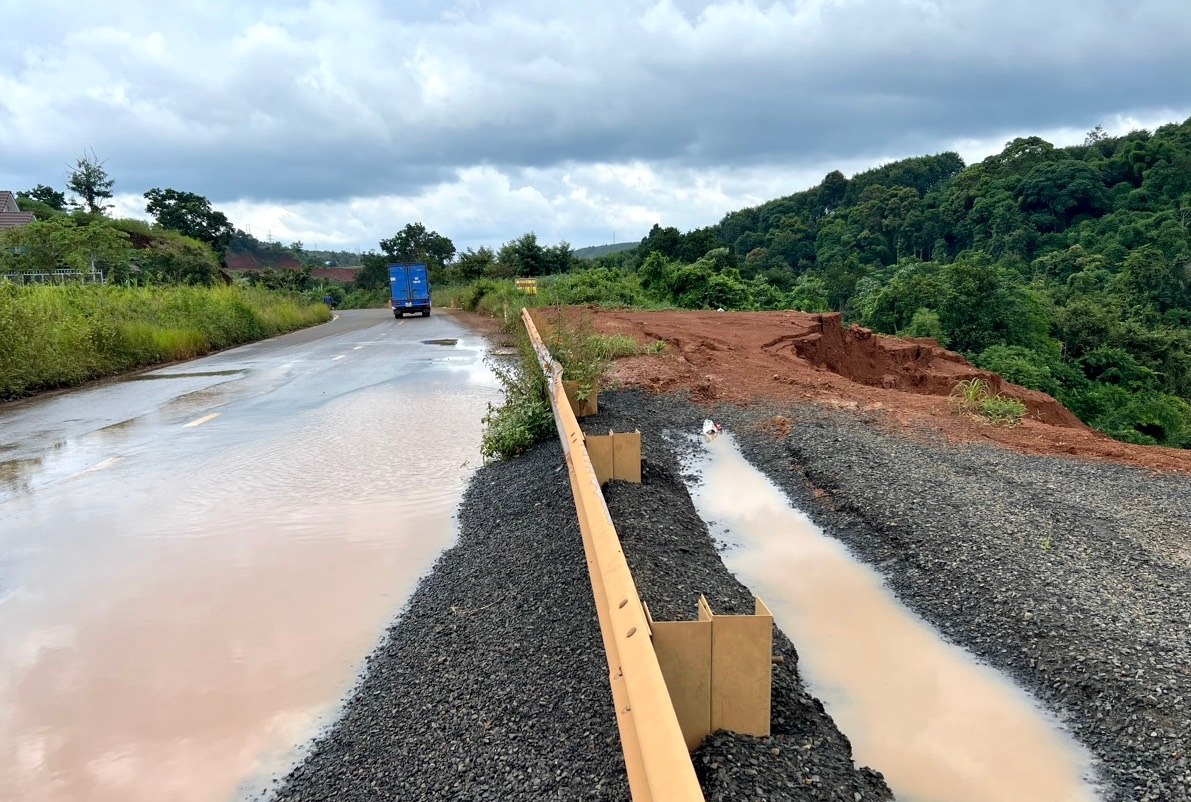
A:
523;308;705;802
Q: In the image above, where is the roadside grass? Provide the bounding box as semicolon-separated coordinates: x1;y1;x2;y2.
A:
0;283;331;400
336;288;390;309
480;307;654;461
948;378;1028;427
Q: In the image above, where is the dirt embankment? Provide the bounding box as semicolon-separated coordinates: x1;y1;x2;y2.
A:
778;313;1080;427
580;308;1191;474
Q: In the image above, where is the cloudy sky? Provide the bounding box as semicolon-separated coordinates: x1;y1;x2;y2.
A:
2;0;1190;253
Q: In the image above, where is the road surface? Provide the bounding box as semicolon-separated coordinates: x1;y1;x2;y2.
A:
0;309;500;802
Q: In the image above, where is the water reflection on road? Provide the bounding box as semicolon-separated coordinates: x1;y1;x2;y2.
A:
0;310;500;802
682;433;1101;802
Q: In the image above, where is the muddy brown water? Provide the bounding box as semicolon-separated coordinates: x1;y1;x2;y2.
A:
683;433;1101;802
0;311;500;802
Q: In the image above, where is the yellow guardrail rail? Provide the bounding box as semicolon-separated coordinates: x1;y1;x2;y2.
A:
523;308;705;802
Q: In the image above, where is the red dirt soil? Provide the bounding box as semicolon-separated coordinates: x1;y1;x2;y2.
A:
579;308;1191;474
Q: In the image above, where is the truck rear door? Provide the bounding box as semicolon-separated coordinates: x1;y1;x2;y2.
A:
408;264;430;305
389;265;410;303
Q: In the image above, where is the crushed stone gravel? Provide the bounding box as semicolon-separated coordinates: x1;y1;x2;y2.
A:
688;394;1191;802
270;390;892;801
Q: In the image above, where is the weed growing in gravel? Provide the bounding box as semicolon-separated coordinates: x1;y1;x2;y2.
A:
541;308;618;399
480;330;554;462
948;378;1027;427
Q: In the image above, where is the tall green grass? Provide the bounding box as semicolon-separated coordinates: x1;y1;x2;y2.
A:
0;283;331;399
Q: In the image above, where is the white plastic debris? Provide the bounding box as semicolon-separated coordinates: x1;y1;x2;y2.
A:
702;419;722;439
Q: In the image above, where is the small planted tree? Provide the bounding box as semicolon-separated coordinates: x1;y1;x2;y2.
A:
67;149;115;215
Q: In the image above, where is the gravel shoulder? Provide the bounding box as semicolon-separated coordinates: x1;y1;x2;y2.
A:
696;395;1191;802
270;389;892;801
271;381;1191;802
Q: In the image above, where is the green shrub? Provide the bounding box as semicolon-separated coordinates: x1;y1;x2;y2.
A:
338;288;388;309
901;308;950;346
977;394;1028;426
480;333;553;461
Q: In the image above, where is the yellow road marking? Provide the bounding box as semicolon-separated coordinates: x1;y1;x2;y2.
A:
183;413;221;428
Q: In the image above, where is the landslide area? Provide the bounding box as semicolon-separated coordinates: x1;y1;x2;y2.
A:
588;308;1191;473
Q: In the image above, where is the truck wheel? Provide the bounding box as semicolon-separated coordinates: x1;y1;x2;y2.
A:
394;310;401;319
422;309;430;317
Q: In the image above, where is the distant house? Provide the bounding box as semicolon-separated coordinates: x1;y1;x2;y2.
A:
0;191;36;230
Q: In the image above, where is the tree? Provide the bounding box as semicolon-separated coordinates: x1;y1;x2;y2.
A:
19;185;67;211
497;232;546;277
379;223;456;278
355;252;389;290
143;188;235;254
1119;246;1186;314
640;223;683;261
543;241;575;275
452;247;496;282
0;216;130;275
938;257;1050;354
136;234;219;285
786;274;831;312
1084;125;1108;146
67;149;115;215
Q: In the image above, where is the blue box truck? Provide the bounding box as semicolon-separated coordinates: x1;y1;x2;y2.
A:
388;263;431;318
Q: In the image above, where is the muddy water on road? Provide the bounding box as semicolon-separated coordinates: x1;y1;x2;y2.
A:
683;434;1100;802
0;326;500;802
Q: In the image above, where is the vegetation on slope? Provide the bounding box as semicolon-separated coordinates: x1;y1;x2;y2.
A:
433;119;1191;448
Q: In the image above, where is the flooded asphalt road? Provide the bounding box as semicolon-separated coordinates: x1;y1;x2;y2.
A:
0;309;500;802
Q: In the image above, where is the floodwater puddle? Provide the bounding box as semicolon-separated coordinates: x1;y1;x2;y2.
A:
421;338;458;346
681;433;1101;802
0;457;41;494
131;369;245;381
0;326;500;802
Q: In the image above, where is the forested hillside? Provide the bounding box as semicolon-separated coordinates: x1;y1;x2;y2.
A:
605;119;1191;448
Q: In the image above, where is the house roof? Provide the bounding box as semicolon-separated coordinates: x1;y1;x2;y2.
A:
0;191;36;229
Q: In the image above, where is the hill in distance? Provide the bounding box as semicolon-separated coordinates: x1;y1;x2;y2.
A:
574;242;638;260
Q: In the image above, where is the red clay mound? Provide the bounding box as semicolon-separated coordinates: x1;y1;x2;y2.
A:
567;308;1191;474
773;314;1083;428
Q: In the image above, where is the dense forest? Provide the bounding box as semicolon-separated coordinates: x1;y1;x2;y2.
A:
553;119;1191;448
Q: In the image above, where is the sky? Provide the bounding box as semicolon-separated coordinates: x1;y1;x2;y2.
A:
2;0;1190;253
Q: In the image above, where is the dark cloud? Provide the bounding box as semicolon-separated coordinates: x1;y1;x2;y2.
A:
1;0;1189;247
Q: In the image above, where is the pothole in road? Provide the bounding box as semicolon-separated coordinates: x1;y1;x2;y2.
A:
421;339;458;346
132;370;245;381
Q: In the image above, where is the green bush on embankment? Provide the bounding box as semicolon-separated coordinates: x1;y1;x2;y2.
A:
0;283;332;399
